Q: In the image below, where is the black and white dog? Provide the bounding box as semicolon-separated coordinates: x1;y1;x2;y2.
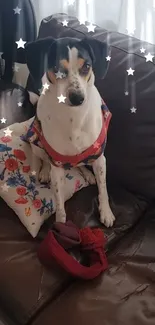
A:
25;36;115;227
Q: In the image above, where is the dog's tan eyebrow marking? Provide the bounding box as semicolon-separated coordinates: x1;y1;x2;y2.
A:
60;59;69;70
77;58;85;68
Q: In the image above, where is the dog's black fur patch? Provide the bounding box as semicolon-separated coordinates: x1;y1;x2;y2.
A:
25;37;109;88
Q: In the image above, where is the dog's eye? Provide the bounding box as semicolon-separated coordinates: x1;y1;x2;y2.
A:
80;63;90;75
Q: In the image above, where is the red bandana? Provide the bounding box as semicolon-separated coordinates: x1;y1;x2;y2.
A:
38;221;108;280
23;100;112;168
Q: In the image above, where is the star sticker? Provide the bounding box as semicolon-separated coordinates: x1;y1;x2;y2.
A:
0;52;3;59
1;183;10;192
79;19;86;25
42;82;49;90
4;128;13;137
127;67;135;76
145;53;154;62
130;107;137;113
1;118;7;123
18;102;22;107
125;91;129;96
13;63;20;72
31;170;36;176
126;27;135;36
106;55;111;61
41;82;50;95
57;94;66;103
13;6;22;14
67;0;75;4
140;47;146;54
62;20;68;27
16;38;26;49
55;71;64;79
87;23;96;33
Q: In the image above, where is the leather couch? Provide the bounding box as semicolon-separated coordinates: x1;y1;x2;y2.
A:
0;13;155;325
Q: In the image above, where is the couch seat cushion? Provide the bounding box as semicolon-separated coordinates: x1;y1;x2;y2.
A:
31;207;155;325
0;198;71;325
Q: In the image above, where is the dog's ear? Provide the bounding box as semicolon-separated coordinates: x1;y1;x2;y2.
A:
25;37;56;83
80;38;109;79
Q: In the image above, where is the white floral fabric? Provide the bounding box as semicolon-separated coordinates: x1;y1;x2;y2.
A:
0;119;88;237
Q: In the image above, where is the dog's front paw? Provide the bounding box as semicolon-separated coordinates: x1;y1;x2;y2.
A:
39;164;51;183
99;205;115;228
56;209;66;223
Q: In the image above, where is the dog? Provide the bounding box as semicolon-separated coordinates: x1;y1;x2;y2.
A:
25;36;115;228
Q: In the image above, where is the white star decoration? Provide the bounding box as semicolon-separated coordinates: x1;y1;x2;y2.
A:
145;53;154;62
87;23;96;33
79;19;86;25
16;38;26;49
62;20;68;27
18;102;22;107
1;183;10;192
42;82;50;95
140;47;146;54
127;67;135;76
0;52;3;59
4;128;13;137
31;170;36;176
13;64;20;72
55;71;64;79
43;82;49;90
13;6;22;14
130;107;137;113
125;91;129;96
1;118;7;123
106;56;111;61
57;94;66;103
126;27;135;36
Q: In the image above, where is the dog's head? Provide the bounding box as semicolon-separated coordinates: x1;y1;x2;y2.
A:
26;37;109;106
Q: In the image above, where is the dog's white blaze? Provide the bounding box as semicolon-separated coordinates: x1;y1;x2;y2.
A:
68;46;79;71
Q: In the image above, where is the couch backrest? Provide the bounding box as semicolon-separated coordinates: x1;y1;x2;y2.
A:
32;13;155;200
0;0;37;82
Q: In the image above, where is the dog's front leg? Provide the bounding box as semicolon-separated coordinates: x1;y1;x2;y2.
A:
50;164;66;223
92;154;115;227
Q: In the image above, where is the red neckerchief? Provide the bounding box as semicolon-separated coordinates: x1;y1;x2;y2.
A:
33;103;111;165
38;221;108;280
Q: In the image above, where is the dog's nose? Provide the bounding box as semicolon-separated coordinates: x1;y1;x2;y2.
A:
69;92;84;106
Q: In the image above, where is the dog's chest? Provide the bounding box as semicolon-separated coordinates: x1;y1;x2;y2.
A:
43;114;100;155
37;89;102;155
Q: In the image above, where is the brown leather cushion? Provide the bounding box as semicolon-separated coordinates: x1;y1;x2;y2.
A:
0;186;148;325
31;207;155;325
0;198;71;325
